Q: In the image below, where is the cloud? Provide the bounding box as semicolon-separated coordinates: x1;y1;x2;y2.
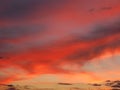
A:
89;7;112;13
65;40;120;61
0;0;120;84
0;25;45;39
0;25;46;54
100;7;112;10
0;0;36;20
0;57;4;59
0;0;68;20
64;20;120;62
1;19;120;83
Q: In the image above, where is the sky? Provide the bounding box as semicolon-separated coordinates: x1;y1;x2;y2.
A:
0;0;120;84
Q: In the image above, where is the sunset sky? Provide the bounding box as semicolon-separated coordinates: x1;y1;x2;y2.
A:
0;0;120;84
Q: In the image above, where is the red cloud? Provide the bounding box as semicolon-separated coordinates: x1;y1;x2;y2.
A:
0;0;120;83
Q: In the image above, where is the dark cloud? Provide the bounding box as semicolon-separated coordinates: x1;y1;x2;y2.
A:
89;7;112;13
64;20;120;63
0;24;46;53
0;0;36;20
72;21;120;42
100;7;112;10
65;40;120;61
0;57;4;59
95;24;120;36
89;8;95;12
82;23;120;41
0;43;18;53
0;25;45;40
0;0;67;20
